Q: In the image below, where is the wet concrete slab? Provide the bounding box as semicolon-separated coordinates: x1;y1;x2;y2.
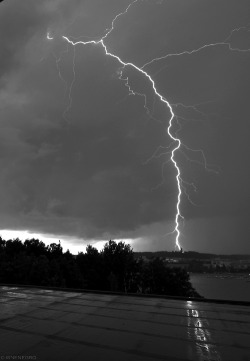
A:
0;286;249;361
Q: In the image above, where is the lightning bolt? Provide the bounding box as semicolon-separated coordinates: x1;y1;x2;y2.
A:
60;0;183;250
142;24;250;70
48;1;250;251
51;45;69;92
63;45;76;123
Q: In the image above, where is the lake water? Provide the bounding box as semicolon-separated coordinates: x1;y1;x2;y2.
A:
190;273;250;302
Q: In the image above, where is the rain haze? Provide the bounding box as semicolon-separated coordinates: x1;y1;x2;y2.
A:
0;0;250;254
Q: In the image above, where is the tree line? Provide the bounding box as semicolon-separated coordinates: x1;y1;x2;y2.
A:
0;237;201;297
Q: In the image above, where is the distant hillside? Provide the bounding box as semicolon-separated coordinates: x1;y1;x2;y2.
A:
134;251;250;260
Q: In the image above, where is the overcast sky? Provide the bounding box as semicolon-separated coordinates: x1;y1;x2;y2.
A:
0;0;250;254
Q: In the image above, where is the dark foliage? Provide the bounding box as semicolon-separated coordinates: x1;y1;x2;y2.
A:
0;237;201;297
136;258;200;297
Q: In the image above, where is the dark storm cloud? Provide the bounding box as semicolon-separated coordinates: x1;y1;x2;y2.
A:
0;0;249;253
0;0;175;238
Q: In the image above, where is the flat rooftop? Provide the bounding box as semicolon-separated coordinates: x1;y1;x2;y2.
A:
0;286;250;361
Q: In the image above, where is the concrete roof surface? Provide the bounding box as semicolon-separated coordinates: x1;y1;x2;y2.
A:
0;286;249;361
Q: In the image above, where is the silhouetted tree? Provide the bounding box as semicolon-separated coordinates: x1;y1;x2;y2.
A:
24;239;47;257
29;255;50;285
0;237;6;252
101;240;136;292
47;242;63;258
76;245;104;289
59;251;84;288
137;258;200;297
5;238;24;255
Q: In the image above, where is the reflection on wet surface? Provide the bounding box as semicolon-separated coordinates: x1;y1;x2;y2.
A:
7;291;31;298
0;286;249;361
186;301;221;361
